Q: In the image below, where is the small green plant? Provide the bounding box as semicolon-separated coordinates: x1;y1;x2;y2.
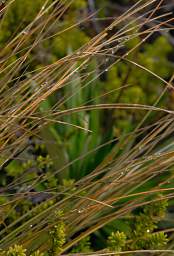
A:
105;197;169;254
71;236;92;253
49;221;66;255
6;245;26;256
0;247;44;256
107;231;126;253
30;251;44;256
49;211;66;256
0;197;169;255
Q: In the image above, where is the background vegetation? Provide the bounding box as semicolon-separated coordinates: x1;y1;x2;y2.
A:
0;0;174;255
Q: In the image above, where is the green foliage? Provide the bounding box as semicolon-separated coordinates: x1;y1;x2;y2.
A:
30;251;44;256
133;213;157;237
71;237;92;253
0;0;174;255
105;197;169;253
6;245;26;256
52;27;89;58
107;231;126;253
1;246;44;256
1;0;173;180
105;35;173;136
136;232;168;250
36;155;53;170
0;0;44;44
49;221;66;255
0;198;169;255
143;197;168;219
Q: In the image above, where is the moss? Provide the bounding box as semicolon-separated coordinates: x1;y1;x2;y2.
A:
6;245;26;256
49;221;66;255
107;231;126;252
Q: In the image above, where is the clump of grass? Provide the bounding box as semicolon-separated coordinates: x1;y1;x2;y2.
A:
0;0;174;255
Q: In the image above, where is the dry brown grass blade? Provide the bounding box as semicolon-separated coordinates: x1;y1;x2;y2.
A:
0;0;173;253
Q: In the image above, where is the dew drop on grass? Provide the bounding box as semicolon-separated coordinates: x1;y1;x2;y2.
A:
124;36;130;41
147;229;150;233
105;68;108;72
155;152;161;157
138;146;142;151
105;58;109;63
41;82;48;88
147;155;153;160
125;168;129;173
22;30;28;35
118;37;128;43
11;106;18;113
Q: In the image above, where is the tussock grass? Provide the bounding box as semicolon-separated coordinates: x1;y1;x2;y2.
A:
0;0;174;255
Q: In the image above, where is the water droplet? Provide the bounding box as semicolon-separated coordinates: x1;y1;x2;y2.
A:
117;38;122;43
41;81;48;88
11;106;18;113
105;68;108;72
147;229;150;233
147;156;153;160
125;168;129;172
106;57;109;62
41;5;45;10
108;26;113;31
115;44;125;50
124;36;130;41
22;30;28;35
154;152;161;157
30;224;33;228
121;171;124;175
